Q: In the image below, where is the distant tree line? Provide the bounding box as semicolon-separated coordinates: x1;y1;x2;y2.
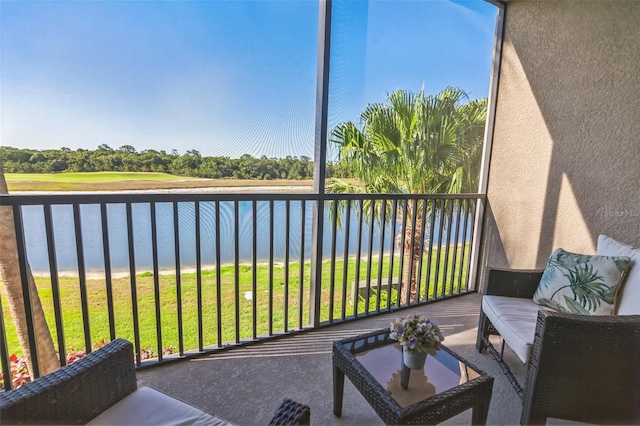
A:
0;145;350;180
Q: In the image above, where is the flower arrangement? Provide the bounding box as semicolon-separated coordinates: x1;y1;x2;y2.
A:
389;314;444;355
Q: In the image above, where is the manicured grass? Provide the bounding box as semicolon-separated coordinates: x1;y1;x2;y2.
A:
1;245;470;358
5;172;313;192
4;172;199;183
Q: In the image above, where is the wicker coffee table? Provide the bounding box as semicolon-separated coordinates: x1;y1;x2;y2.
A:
333;329;494;425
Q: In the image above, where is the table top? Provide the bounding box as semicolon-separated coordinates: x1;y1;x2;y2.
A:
334;329;484;409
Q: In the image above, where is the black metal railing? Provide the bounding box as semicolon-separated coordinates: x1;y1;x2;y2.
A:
0;191;483;390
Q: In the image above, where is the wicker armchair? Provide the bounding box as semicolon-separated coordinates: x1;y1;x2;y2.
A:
476;267;640;425
0;338;310;425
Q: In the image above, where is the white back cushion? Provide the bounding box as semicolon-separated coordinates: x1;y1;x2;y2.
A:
88;387;232;426
597;235;640;315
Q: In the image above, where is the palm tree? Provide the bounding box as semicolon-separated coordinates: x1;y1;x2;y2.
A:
327;88;486;303
0;163;59;379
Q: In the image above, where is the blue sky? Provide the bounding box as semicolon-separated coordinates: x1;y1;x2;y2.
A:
1;0;496;159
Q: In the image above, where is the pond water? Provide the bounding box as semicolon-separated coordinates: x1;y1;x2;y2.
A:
21;200;469;275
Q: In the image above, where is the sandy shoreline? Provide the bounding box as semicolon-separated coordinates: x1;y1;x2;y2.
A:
32;263;285;280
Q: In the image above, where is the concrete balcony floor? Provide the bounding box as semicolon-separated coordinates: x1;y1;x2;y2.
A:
138;292;531;425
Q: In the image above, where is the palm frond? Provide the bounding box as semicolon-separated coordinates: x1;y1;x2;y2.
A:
326;86;487;233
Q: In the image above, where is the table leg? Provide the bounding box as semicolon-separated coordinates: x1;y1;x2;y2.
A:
333;364;345;417
472;376;494;425
400;365;410;390
471;401;490;425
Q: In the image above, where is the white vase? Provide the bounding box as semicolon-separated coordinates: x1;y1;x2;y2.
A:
403;347;428;370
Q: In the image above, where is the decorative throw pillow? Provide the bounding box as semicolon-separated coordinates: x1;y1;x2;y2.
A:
596;235;640;315
533;248;630;315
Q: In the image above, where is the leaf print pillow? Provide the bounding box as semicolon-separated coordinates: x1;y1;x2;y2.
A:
533;248;631;315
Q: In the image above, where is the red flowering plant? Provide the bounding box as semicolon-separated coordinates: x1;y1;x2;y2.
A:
389;314;444;355
0;354;31;389
0;338;180;390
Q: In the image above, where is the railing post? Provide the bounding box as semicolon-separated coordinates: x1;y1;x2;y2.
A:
12;205;40;378
72;204;91;354
310;0;332;328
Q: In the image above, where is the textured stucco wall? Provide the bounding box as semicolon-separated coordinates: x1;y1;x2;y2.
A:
482;0;640;274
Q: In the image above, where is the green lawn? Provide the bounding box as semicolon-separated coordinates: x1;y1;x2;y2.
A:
4;171;199;183
5;172;312;191
1;245;470;359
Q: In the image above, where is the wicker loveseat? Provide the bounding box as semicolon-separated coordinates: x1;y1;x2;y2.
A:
476;235;640;425
0;338;310;425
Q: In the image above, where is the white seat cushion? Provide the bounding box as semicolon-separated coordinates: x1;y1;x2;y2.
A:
88;387;232;426
597;234;640;315
482;295;555;364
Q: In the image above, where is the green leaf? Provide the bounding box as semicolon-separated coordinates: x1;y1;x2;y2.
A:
562;263;608;311
564;296;591;315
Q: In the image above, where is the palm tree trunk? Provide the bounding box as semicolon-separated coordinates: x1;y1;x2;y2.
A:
0;165;59;378
399;202;424;304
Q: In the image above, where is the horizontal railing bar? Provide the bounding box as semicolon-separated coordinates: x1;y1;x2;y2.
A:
0;192;486;206
0;192;321;205
324;193;485;201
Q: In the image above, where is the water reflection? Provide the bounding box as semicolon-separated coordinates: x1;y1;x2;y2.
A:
21;200;469;275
